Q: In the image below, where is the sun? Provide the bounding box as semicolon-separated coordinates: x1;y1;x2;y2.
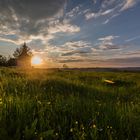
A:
31;56;43;65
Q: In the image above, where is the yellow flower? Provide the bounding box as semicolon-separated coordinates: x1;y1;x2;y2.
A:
47;102;51;105
93;124;96;128
70;128;73;132
107;126;110;129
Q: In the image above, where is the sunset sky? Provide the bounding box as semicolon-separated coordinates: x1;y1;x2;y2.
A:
0;0;140;67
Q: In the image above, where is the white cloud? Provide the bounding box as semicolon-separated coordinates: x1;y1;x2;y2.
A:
85;12;96;20
98;35;119;42
66;5;82;18
121;0;137;11
47;22;80;34
85;0;139;22
97;35;120;50
125;35;140;42
85;8;115;20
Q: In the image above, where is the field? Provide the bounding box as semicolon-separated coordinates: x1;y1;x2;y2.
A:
0;68;140;140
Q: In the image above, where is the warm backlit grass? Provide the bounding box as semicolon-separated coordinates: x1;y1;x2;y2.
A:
0;68;140;140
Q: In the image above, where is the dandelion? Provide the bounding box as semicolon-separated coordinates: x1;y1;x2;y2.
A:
70;128;73;132
75;121;78;125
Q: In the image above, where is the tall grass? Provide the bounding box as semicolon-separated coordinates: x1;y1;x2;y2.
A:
0;68;140;140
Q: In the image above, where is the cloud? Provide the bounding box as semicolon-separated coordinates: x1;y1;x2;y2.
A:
98;35;119;41
124;50;140;57
106;57;140;65
121;0;137;11
85;0;139;23
125;35;140;42
66;5;82;18
0;0;65;20
47;22;80;34
85;9;115;20
97;35;120;50
0;0;66;38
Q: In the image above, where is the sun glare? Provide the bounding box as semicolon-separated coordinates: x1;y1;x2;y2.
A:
31;56;43;65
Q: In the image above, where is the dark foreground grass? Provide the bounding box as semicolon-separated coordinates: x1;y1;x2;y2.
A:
0;68;140;140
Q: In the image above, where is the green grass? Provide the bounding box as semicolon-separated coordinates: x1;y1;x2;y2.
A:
0;68;140;140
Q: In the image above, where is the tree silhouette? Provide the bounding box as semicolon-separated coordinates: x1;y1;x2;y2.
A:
13;43;32;58
63;64;68;68
0;55;7;66
13;43;32;67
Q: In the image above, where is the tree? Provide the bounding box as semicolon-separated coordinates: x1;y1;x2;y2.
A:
13;43;32;58
7;58;17;66
13;43;32;67
0;55;7;66
63;64;68;68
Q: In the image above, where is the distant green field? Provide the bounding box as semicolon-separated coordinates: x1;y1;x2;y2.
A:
0;68;140;140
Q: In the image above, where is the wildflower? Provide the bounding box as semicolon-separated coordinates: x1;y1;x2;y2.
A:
93;124;96;128
70;128;73;132
47;102;51;105
75;121;78;125
81;124;84;130
38;101;42;105
55;133;58;136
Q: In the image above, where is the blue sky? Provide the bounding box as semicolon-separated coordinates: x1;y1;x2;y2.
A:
0;0;140;67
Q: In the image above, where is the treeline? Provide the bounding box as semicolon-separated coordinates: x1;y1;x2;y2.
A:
0;55;17;67
0;43;32;67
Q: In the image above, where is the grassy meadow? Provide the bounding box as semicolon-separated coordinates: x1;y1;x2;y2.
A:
0;68;140;140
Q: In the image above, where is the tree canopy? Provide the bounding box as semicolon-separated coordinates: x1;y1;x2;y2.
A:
13;43;32;58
